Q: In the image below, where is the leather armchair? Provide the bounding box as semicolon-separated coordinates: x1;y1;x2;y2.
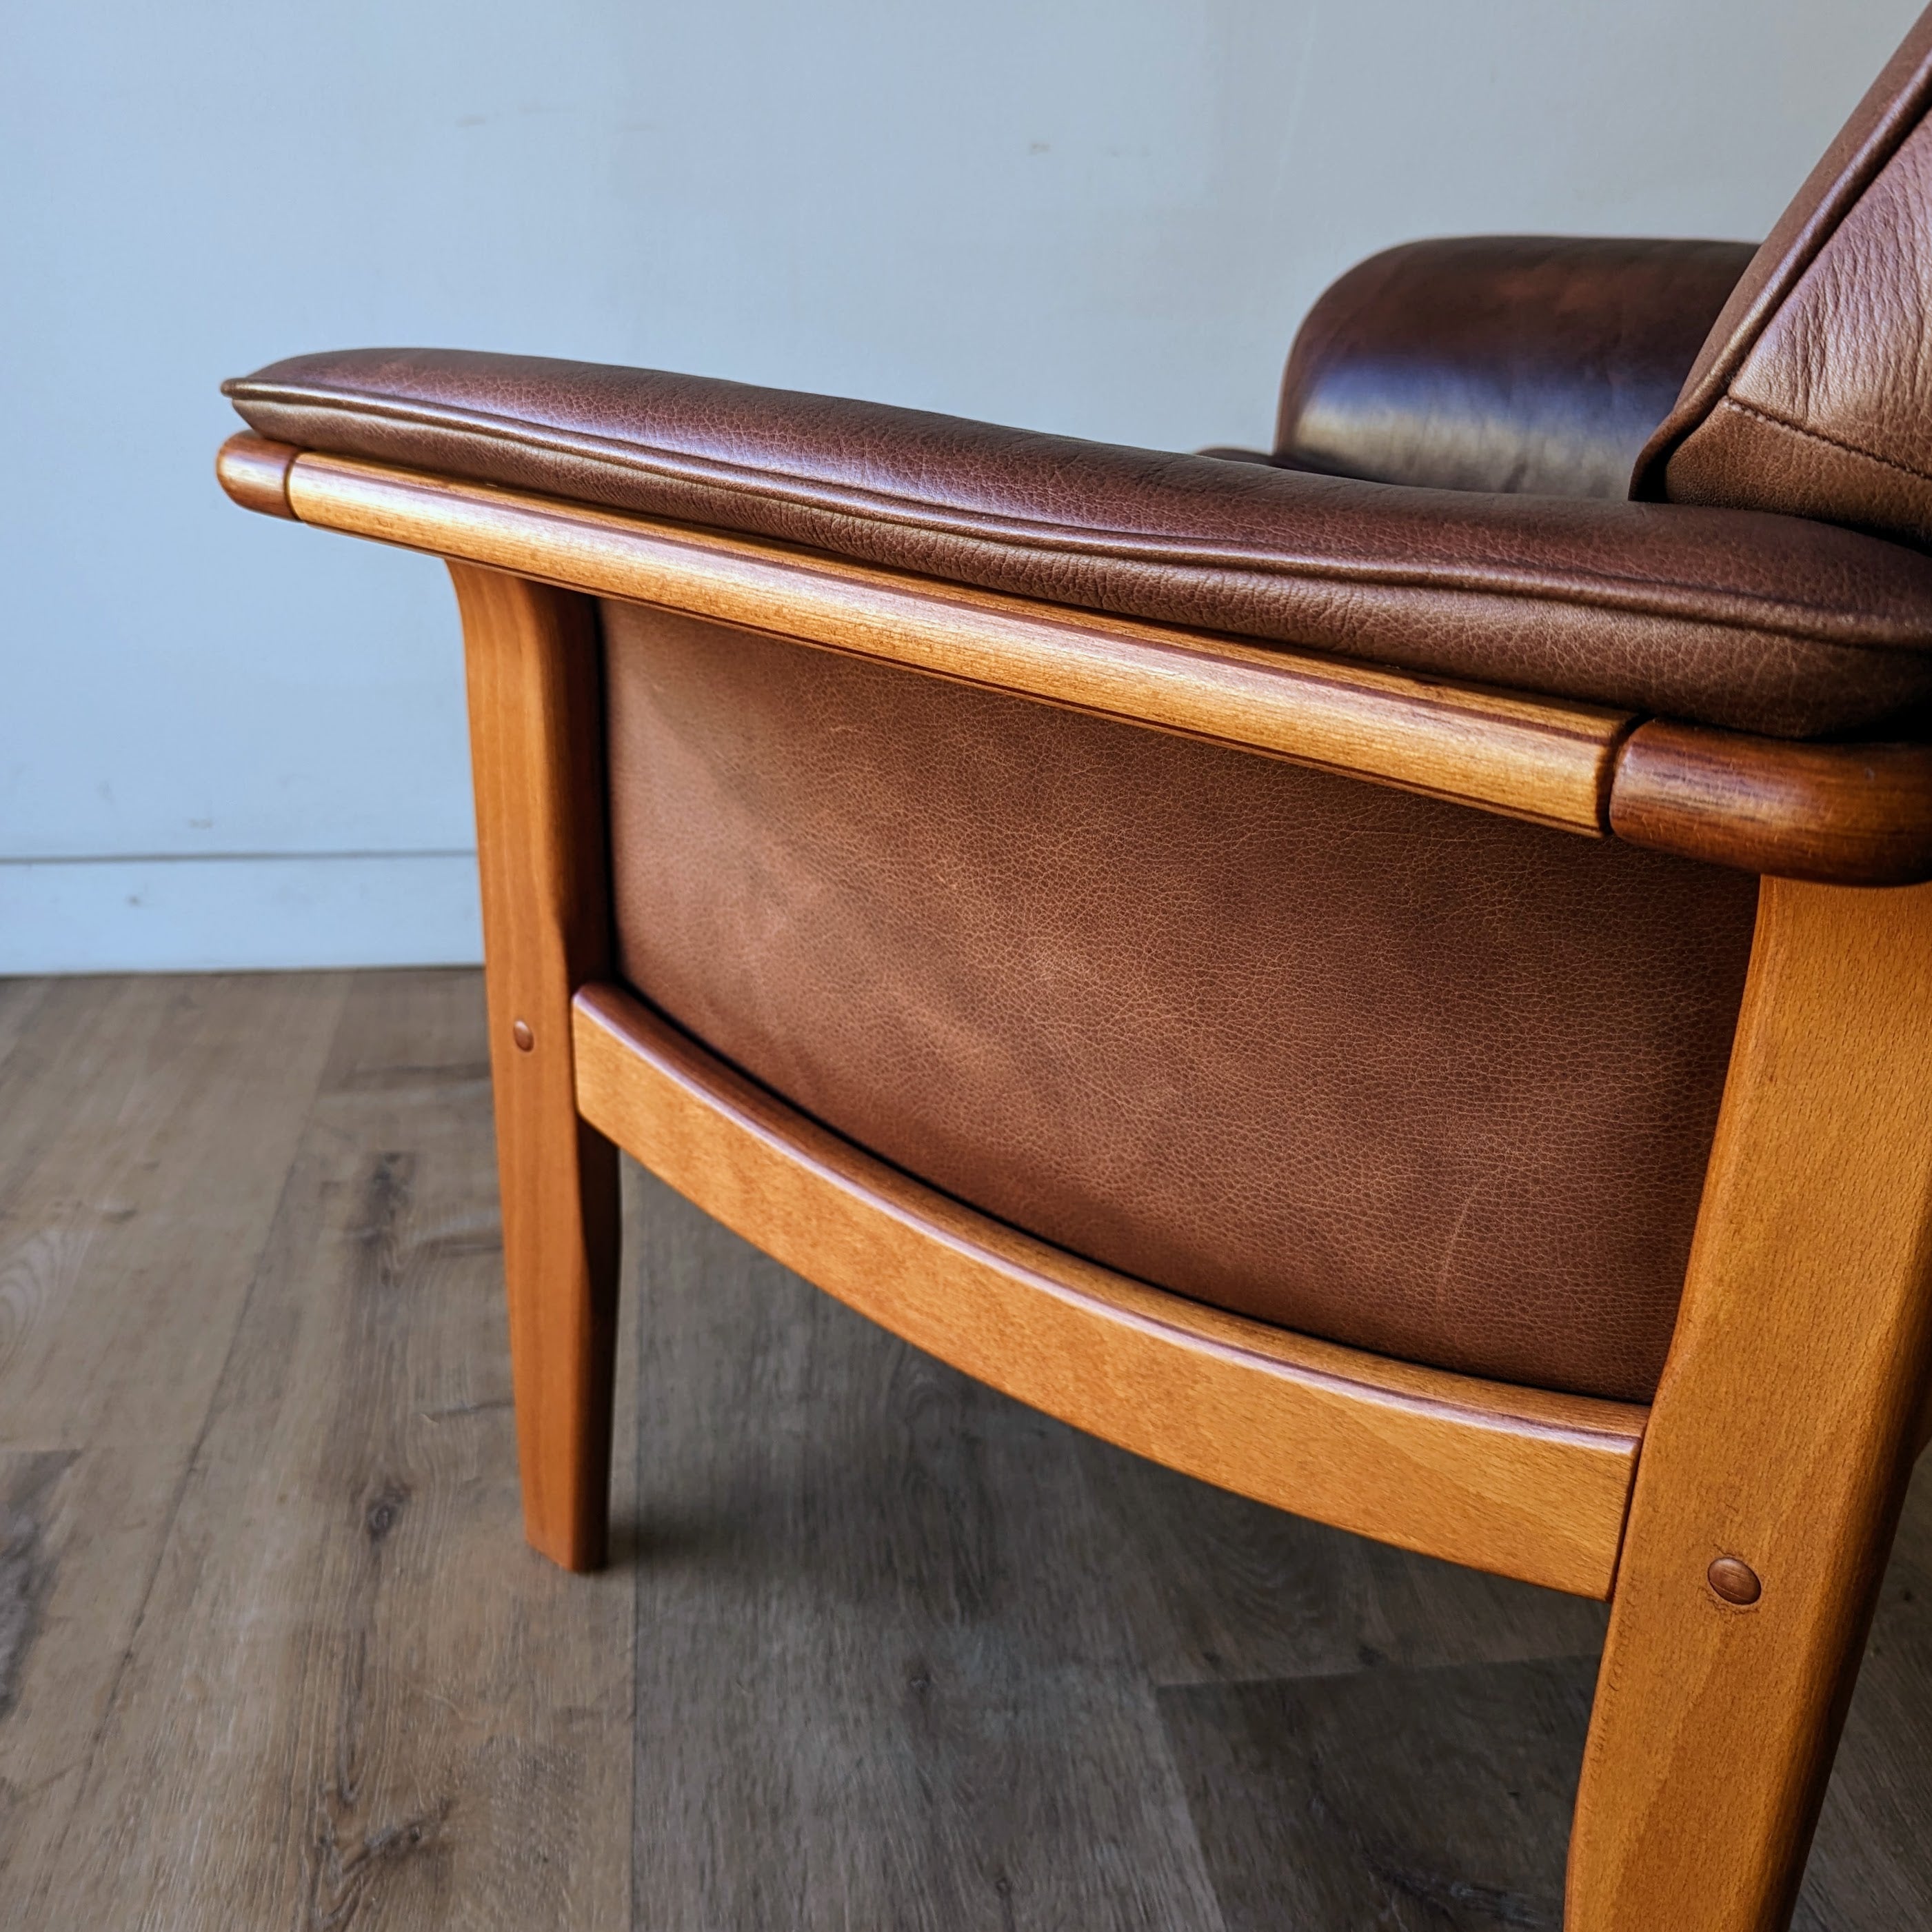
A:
218;10;1932;1928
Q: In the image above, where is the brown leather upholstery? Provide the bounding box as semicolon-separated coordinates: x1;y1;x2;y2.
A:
1638;6;1932;549
227;350;1932;738
223;33;1932;1404
603;600;1759;1403
1277;237;1755;499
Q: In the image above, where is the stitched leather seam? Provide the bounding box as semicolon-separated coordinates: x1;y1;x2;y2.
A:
232;378;1214;545
1636;62;1932;491
1719;395;1932;487
231;379;1932;648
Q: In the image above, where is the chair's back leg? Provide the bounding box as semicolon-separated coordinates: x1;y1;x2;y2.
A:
1566;879;1932;1931
452;563;621;1572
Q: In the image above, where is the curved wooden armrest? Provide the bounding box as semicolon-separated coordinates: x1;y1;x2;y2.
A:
219;432;1932;882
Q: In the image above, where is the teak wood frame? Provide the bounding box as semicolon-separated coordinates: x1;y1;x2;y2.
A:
223;433;1932;1932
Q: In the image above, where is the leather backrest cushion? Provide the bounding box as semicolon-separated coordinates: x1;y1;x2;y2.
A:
1277;237;1755;497
1638;6;1932;545
604;598;1760;1404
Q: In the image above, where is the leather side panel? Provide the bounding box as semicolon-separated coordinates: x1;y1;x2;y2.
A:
603;601;1760;1402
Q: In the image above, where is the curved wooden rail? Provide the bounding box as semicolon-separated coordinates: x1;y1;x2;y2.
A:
1613;721;1932;885
217;431;1932;881
571;980;1644;1598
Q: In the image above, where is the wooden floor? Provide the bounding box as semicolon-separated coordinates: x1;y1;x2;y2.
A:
0;970;1926;1929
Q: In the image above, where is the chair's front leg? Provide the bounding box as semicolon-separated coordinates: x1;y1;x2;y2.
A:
452;564;621;1571
1567;878;1932;1931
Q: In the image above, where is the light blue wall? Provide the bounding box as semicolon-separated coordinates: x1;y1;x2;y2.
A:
1;0;1920;970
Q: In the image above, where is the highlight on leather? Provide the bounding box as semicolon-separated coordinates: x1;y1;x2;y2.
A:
1275;236;1755;499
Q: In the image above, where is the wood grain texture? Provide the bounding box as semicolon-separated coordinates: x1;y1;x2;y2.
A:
2;971;1926;1924
1800;1471;1932;1931
452;565;621;1570
1611;720;1932;885
5;972;637;1932
1163;1654;1598;1929
625;1161;1227;1929
1567;880;1932;1932
281;443;1632;834
0;1455;71;1722
625;1159;1929;1931
0;974;346;1453
1075;1425;1611;1689
572;980;1644;1598
214;431;297;518
0;974;347;1915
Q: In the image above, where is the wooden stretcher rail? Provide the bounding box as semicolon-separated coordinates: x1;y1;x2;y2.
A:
217;432;1932;878
571;979;1644;1598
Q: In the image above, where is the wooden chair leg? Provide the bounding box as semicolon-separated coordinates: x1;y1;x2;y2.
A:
452;564;621;1572
1566;878;1932;1931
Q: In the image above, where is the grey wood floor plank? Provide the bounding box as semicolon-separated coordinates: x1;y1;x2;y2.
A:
0;967;1926;1929
0;972;348;1451
1073;1431;1609;1689
0;978;55;1098
0;1453;73;1729
0;1447;190;1904
1156;1461;1932;1931
1160;1653;1596;1931
627;1163;1225;1932
12;971;636;1932
1796;1455;1932;1929
0;973;348;1914
0;978;124;1189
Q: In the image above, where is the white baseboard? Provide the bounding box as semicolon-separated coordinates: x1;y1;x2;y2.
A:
0;851;483;974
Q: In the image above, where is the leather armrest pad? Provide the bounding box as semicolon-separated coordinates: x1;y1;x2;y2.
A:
226;348;1932;738
1278;237;1758;499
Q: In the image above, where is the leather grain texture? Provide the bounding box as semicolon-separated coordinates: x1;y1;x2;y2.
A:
225;349;1932;740
1277;237;1755;499
1639;5;1932;548
603;600;1760;1402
